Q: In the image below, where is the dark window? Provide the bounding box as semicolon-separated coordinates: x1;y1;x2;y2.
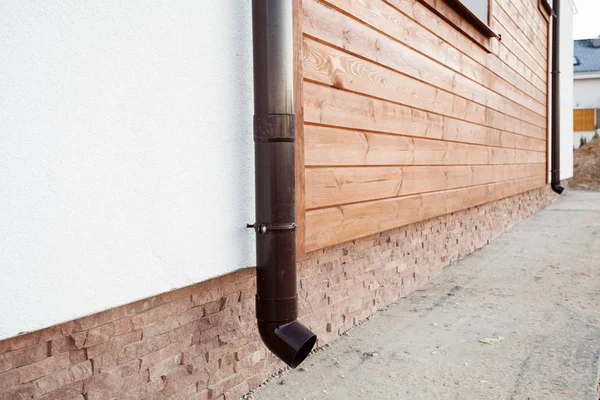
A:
417;0;498;46
441;0;496;38
457;0;489;24
540;0;552;14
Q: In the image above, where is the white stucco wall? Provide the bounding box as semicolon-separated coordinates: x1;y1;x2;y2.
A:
574;131;597;149
573;77;600;109
559;0;574;179
0;1;255;340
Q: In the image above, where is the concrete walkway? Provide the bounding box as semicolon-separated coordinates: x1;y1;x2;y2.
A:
251;191;600;400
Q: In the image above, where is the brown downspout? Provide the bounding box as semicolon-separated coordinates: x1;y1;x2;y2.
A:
550;0;564;194
248;0;317;368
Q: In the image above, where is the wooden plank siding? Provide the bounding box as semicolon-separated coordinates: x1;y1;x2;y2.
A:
306;164;546;209
306;175;546;250
298;0;550;252
305;126;546;166
294;0;307;256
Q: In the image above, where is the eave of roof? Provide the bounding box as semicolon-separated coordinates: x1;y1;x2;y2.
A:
574;39;600;73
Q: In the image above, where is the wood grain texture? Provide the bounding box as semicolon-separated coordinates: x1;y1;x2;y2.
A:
303;36;547;131
294;0;306;257
417;0;493;49
308;0;547;101
303;82;547;144
383;0;548;101
305;125;546;166
303;0;546;119
493;0;546;64
500;0;548;45
298;0;550;251
305;175;546;251
493;5;546;67
490;14;546;84
306;163;546;209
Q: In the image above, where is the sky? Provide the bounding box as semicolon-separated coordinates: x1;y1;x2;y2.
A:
573;0;600;39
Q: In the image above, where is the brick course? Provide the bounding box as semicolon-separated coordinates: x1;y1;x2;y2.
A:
0;186;561;399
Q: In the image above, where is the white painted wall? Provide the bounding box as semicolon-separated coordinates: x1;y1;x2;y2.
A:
559;0;574;179
573;77;600;109
0;1;255;340
574;131;597;149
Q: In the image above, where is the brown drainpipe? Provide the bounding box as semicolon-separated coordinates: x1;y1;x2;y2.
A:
550;0;564;194
248;0;317;368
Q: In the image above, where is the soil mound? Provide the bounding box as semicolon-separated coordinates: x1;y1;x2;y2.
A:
572;138;600;190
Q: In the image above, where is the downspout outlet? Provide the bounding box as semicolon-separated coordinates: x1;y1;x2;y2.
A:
551;183;565;194
258;320;317;368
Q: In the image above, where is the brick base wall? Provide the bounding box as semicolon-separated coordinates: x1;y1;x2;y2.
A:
0;185;562;400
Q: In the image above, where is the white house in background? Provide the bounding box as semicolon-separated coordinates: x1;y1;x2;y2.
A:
573;37;600;148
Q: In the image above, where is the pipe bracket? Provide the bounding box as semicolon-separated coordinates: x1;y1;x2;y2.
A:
247;222;297;234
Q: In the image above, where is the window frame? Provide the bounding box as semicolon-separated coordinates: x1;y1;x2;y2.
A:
538;0;552;21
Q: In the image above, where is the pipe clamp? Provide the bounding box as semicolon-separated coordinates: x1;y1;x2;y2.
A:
247;222;296;234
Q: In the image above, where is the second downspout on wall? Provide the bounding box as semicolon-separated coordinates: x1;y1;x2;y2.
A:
551;0;565;194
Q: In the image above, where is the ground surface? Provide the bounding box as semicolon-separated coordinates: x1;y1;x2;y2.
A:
250;191;600;400
573;139;600;191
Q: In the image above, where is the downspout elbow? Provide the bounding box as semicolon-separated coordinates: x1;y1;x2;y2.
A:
551;183;565;194
257;320;317;368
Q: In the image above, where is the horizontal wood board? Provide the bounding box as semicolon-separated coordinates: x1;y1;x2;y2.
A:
301;0;549;252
